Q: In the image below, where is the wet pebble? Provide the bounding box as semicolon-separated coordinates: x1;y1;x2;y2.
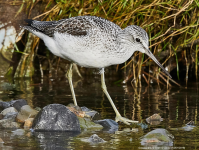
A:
10;99;28;111
24;118;34;128
3;112;18;121
0;119;20;129
94;119;118;133
146;114;163;125
1;107;18;116
16;105;38;123
0;101;10;111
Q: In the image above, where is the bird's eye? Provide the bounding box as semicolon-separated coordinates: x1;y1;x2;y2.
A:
136;38;140;42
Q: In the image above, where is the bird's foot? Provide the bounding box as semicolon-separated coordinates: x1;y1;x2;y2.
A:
115;115;139;125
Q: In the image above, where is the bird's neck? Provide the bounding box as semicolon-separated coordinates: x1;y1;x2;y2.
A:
114;31;135;64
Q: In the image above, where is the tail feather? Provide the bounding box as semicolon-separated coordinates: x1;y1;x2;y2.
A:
21;19;57;37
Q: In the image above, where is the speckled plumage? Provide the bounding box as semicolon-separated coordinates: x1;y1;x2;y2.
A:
22;16;149;68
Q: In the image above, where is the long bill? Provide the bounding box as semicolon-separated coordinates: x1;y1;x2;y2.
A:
144;49;172;78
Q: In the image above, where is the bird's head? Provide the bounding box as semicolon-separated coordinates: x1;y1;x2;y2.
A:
119;25;172;78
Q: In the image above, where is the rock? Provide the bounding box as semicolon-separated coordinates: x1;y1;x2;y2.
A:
85;111;101;121
67;107;85;118
80;106;101;121
24;118;34;128
12;129;25;136
16;105;38;123
0;119;20;129
140;129;174;146
0;101;10;111
78;117;103;130
81;106;91;112
186;120;195;125
0;114;3;120
146;114;163;125
73;106;82;111
32;104;81;132
0;138;4;143
34;107;41;112
67;103;76;107
10;99;28;111
67;106;100;121
1;107;18;116
94;119;118;133
88;134;106;144
3;112;18;121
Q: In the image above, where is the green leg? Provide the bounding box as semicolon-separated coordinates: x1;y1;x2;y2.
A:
101;68;138;125
66;63;77;106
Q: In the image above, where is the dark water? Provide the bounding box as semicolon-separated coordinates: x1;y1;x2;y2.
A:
0;75;199;150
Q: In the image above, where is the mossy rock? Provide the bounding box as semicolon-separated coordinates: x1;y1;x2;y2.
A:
78;117;103;130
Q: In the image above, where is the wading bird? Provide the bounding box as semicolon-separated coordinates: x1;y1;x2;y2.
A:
22;16;171;125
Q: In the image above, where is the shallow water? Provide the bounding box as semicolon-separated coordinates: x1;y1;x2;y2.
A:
0;75;199;150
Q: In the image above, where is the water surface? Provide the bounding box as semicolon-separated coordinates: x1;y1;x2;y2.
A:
0;75;198;150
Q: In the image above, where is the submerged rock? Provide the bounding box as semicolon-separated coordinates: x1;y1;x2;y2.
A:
170;121;196;131
16;105;38;123
1;107;18;116
140;129;174;146
94;119;118;133
32;104;81;132
88;134;106;144
12;129;25;136
34;131;80;149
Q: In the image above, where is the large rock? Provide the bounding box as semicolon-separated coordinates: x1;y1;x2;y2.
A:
1;107;18;116
16;105;38;123
32;104;81;132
